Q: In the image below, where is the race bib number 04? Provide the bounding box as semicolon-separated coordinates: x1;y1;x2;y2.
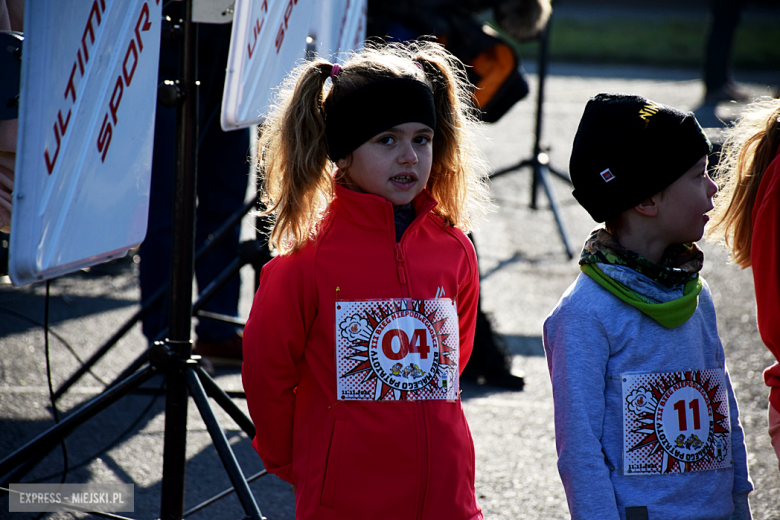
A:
622;368;731;475
336;299;459;401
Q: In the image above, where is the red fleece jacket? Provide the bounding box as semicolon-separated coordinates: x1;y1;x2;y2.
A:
751;150;780;412
242;186;482;520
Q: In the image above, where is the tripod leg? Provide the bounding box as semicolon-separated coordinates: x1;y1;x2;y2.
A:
55;200;255;400
105;351;151;390
78;240;265;399
548;164;572;185
160;346;190;520
106;257;241;393
105;255;245;393
0;366;157;477
196;365;255;438
531;161;541;209
185;368;264;520
52;291;160;401
536;162;575;259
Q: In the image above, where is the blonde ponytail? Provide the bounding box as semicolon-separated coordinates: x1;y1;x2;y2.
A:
708;97;780;268
258;60;335;254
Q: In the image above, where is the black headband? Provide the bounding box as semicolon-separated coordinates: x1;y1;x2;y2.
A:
325;78;437;161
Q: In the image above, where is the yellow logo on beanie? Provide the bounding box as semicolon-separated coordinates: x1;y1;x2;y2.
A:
638;102;660;128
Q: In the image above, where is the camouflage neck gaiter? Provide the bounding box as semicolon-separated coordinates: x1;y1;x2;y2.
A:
579;228;704;288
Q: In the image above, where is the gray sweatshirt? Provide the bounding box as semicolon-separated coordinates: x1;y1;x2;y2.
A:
543;264;752;520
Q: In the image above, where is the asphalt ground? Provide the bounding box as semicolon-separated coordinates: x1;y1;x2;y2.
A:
1;61;780;519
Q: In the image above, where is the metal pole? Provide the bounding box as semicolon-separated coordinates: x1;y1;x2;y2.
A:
530;21;551;210
160;0;197;516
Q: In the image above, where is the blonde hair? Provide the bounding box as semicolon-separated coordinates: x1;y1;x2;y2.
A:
257;40;490;254
708;97;780;268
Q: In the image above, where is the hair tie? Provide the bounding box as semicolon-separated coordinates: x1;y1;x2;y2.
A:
330;64;342;78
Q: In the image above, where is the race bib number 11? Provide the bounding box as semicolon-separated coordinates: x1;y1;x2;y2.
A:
336;299;459;401
623;368;731;475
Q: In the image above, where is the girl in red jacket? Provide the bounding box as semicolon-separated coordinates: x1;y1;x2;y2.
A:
242;41;490;519
709;97;780;469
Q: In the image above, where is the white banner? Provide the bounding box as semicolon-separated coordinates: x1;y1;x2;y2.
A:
10;0;162;285
220;0;367;130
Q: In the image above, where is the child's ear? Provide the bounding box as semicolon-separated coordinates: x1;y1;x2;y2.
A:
634;197;658;217
336;156;351;169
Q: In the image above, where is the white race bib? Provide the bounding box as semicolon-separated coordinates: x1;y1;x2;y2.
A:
335;299;459;401
622;368;731;475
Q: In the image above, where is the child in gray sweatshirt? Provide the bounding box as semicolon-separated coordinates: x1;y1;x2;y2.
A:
544;93;752;520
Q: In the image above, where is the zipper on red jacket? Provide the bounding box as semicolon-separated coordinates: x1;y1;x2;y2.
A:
395;243;408;288
394;239;430;519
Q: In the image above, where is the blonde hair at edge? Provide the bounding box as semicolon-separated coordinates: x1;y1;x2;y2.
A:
707;97;780;268
257;40;491;255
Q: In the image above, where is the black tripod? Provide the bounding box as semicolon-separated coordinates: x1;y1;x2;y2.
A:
488;14;575;259
48;194;268;403
0;3;264;518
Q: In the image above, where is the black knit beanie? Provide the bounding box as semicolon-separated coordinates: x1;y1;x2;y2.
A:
569;93;711;222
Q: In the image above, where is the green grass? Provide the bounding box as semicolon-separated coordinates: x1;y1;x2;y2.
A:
492;16;780;70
